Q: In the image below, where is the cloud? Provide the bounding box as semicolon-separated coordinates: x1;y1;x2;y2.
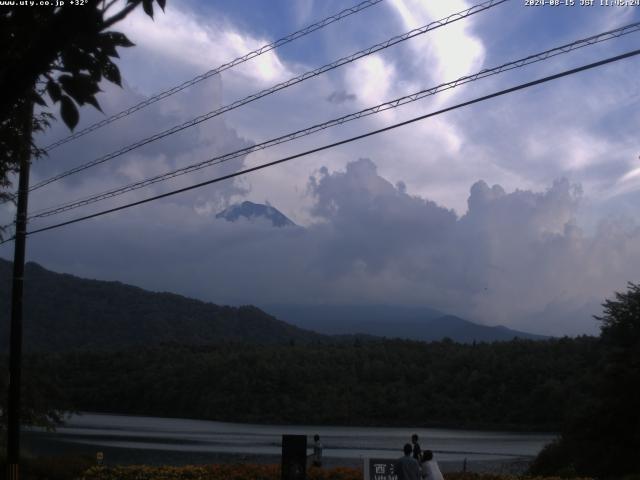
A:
4;0;640;341
388;0;485;91
119;3;292;89
326;90;357;104
344;55;396;106
10;157;640;337
16;67;253;235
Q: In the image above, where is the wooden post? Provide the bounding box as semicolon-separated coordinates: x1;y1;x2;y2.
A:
282;434;307;480
6;100;33;480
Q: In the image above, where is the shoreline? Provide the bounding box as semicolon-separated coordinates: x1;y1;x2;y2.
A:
62;411;558;435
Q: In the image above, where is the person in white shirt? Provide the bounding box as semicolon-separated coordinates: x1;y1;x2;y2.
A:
420;450;444;480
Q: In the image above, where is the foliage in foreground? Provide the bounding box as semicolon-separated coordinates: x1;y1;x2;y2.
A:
78;465;594;480
446;474;592;480
0;455;601;480
0;453;94;480
530;282;640;478
80;464;358;480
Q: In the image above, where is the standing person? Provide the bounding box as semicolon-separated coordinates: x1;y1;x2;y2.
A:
312;434;323;467
397;443;421;480
411;434;422;462
420;450;444;480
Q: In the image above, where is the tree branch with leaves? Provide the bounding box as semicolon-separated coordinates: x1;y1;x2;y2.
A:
0;0;166;208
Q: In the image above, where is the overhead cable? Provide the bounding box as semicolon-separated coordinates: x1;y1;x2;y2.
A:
3;48;635;242
27;21;640;220
41;0;386;152
29;0;508;192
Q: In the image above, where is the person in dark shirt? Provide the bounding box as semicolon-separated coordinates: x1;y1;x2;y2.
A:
411;433;422;462
312;434;323;467
397;443;421;480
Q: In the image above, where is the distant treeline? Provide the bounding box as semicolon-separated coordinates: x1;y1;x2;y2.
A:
7;337;599;431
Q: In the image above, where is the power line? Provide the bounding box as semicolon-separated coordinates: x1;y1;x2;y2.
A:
5;48;636;242
41;0;385;152
29;0;508;192
33;0;505;190
26;20;640;221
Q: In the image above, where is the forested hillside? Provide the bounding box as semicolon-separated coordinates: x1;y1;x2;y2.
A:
0;259;322;351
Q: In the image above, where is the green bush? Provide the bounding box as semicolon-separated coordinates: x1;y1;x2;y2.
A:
528;439;575;477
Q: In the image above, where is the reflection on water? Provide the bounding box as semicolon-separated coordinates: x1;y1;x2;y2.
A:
25;413;556;462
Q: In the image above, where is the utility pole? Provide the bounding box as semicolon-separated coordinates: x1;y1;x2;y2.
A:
6;100;33;480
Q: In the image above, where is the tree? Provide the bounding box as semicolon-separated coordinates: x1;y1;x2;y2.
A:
0;1;167;474
0;355;70;434
0;0;166;235
530;282;640;477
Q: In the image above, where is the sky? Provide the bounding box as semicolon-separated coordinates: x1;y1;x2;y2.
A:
2;0;640;336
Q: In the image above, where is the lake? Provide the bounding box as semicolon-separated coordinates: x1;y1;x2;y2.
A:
23;413;556;469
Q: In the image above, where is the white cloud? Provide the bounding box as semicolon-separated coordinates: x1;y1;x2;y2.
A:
344;55;396;107
119;2;292;90
388;0;485;88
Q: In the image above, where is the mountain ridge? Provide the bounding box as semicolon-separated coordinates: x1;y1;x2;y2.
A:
263;305;548;342
0;259;546;351
0;258;321;352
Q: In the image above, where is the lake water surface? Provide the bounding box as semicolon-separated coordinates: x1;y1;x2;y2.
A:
24;412;555;465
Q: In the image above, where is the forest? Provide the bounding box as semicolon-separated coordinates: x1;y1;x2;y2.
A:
3;336;598;431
